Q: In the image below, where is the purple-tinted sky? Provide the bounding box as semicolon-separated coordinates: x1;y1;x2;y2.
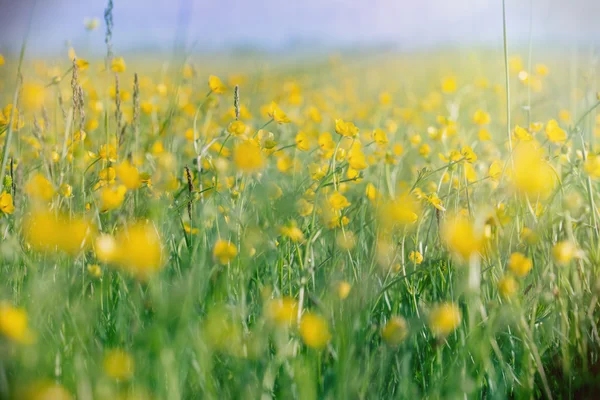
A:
0;0;599;54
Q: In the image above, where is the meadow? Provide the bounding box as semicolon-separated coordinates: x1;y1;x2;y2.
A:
1;10;600;399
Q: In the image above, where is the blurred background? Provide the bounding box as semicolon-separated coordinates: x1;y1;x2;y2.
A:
0;0;599;55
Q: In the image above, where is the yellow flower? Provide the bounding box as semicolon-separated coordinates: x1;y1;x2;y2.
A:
87;264;102;278
334;119;359;137
441;215;484;261
110;57;126;73
382;316;408;346
429;302;461;336
116;160;141;190
59;183;73;198
0;191;15;214
227;120;247;136
24;211;94;256
512;142;555;198
426;193;445;211
488;160;503;181
25;173;55;201
213;239;237;264
552;241;576;265
299;312;331;350
0;302;36;344
409;250;423;264
266;297;298;327
380;194;420;228
584;154;600;179
208;75;227;94
183;222;199;235
75;58;89;70
98;144;117;162
473;109;490;125
545;119;567;143
0;54;4;66
348;148;368;170
336;281;351;299
365;183;379;202
328;191;351;211
103;349;134;380
513;125;532;142
297;198;314;217
507;252;533;277
233;141;264;173
280;221;305;242
498;275;518;298
267;102;291;124
373;128;389;145
296;131;311;151
461;146;477;163
99;184;127;212
478;128;491;141
441;76;457;93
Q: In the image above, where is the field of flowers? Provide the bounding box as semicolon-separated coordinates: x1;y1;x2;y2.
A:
1;10;600;399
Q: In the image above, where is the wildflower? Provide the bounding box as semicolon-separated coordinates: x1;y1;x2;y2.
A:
478;128;492;141
498;275;518;298
520;227;539;245
584;154;600;179
21;83;46;111
87;264;102;278
461;146;477;163
266;297;298;327
380;194;420;228
0;54;4;66
382;316;408;346
336;231;356;250
99;184;127;212
98;144;117;162
441;215;484;261
365;183;379;201
553;241;576;265
24;211;94;255
429;302;461;336
299;312;331;350
84;17;99;31
227;120;246;136
348;148;368;170
0;191;15;214
111;57;126;73
441;76;457;93
545;119;566;143
512;142;555;198
0;302;36;344
208;75;227;93
507;252;533;277
297;198;314;217
328;191;351;211
183;223;199;235
116;160;141;190
488;160;503;181
296;131;311;151
280;221;305;243
336;281;351;299
473;110;490;125
373;128;389;145
335;119;359;137
25;173;55;201
59;183;73;198
103;349;134;380
233;141;264;173
513;125;532;142
409;250;423;264
213;239;237;264
426;193;445;211
268;102;291;124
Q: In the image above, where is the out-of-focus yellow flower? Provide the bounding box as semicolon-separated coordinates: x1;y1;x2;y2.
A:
21;83;46;111
99;184;127;212
409;250;423;264
24;211;94;255
87;264;102;278
280;221;305;242
488;160;503;181
336;281;351;299
299;312;331;350
335;119;359;137
336;231;356;250
348;148;367;170
111;57;126;72
0;302;36;344
441;76;457;93
98;144;117;162
0;191;15;214
520;227;539;245
328;191;351;211
507;252;533;277
25;173;55;201
208;75;226;93
95;223;164;280
498;275;518;298
0;54;4;66
18;381;73;400
441;215;484;261
380;193;420;229
552;240;576;265
545;119;566;143
513;125;532;142
511;142;555;198
233;141;264;173
461;146;477;163
584;154;600;179
295;131;311;151
429;302;461;336
267;102;291;124
373;128;388;145
473;109;490;125
266;297;298;327
213;239;237;264
103;349;134;380
382;316;408;346
59;183;73;198
116;160;141;190
227;120;247;136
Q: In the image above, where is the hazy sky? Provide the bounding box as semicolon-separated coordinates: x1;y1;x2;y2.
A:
0;0;599;54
